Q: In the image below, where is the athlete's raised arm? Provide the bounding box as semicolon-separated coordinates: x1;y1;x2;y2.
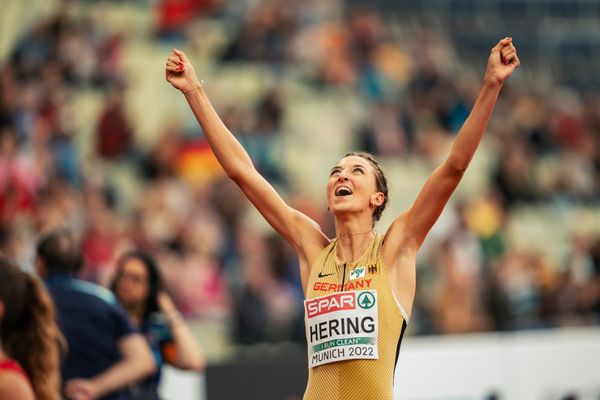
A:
382;38;519;299
165;49;328;280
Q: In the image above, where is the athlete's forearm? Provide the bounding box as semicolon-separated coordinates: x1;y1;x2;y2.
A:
184;85;255;180
445;78;502;171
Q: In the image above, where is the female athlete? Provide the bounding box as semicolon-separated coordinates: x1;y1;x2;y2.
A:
165;37;519;400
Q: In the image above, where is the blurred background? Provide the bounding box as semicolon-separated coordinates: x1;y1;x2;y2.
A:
1;0;599;399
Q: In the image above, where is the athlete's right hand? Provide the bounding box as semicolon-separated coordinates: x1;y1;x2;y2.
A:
165;48;201;93
483;37;520;86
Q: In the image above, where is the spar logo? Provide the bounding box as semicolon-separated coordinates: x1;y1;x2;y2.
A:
357;291;375;309
305;292;356;318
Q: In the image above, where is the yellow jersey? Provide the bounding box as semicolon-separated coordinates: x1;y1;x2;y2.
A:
303;234;408;400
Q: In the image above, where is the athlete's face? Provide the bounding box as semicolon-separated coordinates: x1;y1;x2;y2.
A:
115;258;149;308
326;155;384;217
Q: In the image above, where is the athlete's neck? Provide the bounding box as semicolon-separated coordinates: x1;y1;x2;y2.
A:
335;218;375;265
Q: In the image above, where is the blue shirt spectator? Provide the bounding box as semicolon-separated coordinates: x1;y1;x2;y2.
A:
44;275;134;388
36;230;156;400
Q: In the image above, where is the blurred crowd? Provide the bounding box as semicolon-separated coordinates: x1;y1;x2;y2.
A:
1;0;600;352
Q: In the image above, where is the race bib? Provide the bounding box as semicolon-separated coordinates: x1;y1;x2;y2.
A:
305;290;378;368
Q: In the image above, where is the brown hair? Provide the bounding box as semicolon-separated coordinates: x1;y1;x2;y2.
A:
344;151;389;224
36;229;82;275
0;258;62;400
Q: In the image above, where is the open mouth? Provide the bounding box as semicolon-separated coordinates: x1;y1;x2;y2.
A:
335;186;353;197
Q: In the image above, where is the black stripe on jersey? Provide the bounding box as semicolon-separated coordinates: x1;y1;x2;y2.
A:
393;319;408;384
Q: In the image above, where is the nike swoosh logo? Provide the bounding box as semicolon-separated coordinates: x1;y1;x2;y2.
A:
318;271;334;278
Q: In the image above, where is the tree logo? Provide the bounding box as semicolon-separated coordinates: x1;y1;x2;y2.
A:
357;292;375;309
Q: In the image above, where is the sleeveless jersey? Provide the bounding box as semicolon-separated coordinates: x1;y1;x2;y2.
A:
303;234;408;400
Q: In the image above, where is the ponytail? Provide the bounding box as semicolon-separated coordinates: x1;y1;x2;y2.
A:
0;258;62;400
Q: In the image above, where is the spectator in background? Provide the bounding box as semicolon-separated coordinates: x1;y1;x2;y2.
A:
580;237;600;320
95;86;133;161
429;239;490;334
0;225;29;268
155;0;220;40
234;231;304;344
36;230;155;400
0;257;62;400
111;250;204;400
0;127;41;224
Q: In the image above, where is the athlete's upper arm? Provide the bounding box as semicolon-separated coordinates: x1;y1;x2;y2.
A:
386;159;464;251
232;167;329;253
383;161;463;259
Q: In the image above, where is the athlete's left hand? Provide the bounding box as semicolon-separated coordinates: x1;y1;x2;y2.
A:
484;37;520;85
